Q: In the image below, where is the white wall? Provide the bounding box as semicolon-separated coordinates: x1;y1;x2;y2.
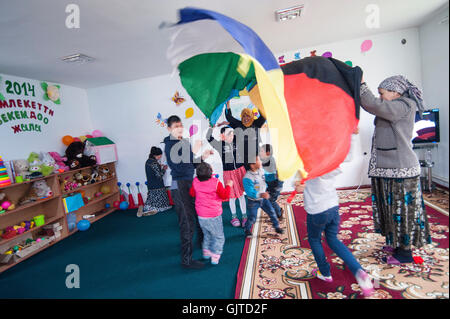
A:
0;73;93;161
276;27;424;190
419;5;449;187
86;74;224;192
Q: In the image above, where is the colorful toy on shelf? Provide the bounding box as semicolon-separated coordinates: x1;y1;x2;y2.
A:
19;180;53;205
100;185;111;194
33;214;45;227
95;191;103;198
0;192;16;211
0;156;12;187
48;152;70;172
126;183;137;209
62;176;79;193
1;226;17;239
12;159;30;181
135;182;145;207
27;152;53;177
98;165;114;180
39;152;59;174
113;201;120;208
64;141;97;169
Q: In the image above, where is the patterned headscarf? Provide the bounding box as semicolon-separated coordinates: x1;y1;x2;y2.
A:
378;75;425;116
241;108;255;127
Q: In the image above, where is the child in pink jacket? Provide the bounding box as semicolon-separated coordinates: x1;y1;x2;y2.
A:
190;162;232;265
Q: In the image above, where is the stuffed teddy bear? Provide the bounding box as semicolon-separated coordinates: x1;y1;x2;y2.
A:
19;180;53;205
48;152;69;172
98;165;114;180
13;160;30;179
0;192;16;211
65;142;97;169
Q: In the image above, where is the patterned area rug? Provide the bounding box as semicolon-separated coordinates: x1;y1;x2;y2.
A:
235;189;449;299
423;186;449;216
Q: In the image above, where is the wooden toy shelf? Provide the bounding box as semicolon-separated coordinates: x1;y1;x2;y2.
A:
0;162;120;274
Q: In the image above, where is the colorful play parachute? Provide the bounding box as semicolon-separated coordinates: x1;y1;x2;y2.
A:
166;8;361;181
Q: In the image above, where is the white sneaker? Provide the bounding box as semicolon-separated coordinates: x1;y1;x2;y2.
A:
312;268;333;283
355;269;375;297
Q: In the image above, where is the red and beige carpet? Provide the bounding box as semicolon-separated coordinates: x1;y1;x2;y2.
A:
235;188;449;299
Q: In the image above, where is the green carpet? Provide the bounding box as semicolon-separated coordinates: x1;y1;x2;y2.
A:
0;204;246;298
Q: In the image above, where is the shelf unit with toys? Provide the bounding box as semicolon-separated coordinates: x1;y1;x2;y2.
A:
57;162;120;235
0;173;67;273
0;162;120;274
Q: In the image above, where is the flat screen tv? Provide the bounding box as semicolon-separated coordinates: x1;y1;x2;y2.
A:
412;108;440;144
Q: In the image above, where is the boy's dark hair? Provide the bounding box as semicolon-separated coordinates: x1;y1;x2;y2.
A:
220;126;232;134
196;162;213;182
261;144;272;155
244;155;259;171
149;146;162;159
167;115;182;127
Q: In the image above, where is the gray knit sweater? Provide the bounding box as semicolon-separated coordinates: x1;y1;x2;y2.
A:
360;83;420;178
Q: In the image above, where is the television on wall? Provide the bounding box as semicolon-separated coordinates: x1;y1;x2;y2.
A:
412;108;440;144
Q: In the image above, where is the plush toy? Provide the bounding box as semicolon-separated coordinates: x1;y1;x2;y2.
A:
27;152;53;177
90;166;102;184
40;152;59;174
48;152;69;172
67;159;81;170
0;192;16;211
19;180;53;205
13;160;30;180
98;165;114;180
65;142;97;169
61;177;78;192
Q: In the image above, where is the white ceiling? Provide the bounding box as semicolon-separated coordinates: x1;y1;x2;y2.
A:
0;0;448;88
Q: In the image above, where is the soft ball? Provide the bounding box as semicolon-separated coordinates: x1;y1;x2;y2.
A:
113;201;120;208
119;201;129;210
100;185;111;194
77;219;91;231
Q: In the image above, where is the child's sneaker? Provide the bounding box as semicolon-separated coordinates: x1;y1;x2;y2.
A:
355;269;375;297
241;218;247;228
202;249;212;260
312;268;333;283
211;253;221;265
231;218;241;227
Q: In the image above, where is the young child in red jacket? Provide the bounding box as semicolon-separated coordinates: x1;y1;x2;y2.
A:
190;162;233;265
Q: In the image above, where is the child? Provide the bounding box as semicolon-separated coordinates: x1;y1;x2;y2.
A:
189;162;232;265
206;125;247;227
301;128;375;297
139;146;171;217
242;155;284;237
259;144;284;220
164;115;212;269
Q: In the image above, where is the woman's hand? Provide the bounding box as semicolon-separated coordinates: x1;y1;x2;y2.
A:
260;192;270;199
201;149;214;160
193;140;203;154
226;180;234;187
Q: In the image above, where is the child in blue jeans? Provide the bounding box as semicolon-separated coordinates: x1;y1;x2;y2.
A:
302;130;374;297
242;156;284;237
260;144;284;220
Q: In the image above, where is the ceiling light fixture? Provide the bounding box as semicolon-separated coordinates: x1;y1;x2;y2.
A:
61;53;95;64
275;5;304;22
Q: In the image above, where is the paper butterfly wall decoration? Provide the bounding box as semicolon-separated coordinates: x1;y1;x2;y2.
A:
310;50;317;57
294;52;301;60
278;56;285;64
156;113;168;127
172;91;186;105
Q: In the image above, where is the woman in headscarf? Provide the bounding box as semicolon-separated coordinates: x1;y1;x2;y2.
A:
359;75;431;264
139;146;172;217
224;101;266;166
